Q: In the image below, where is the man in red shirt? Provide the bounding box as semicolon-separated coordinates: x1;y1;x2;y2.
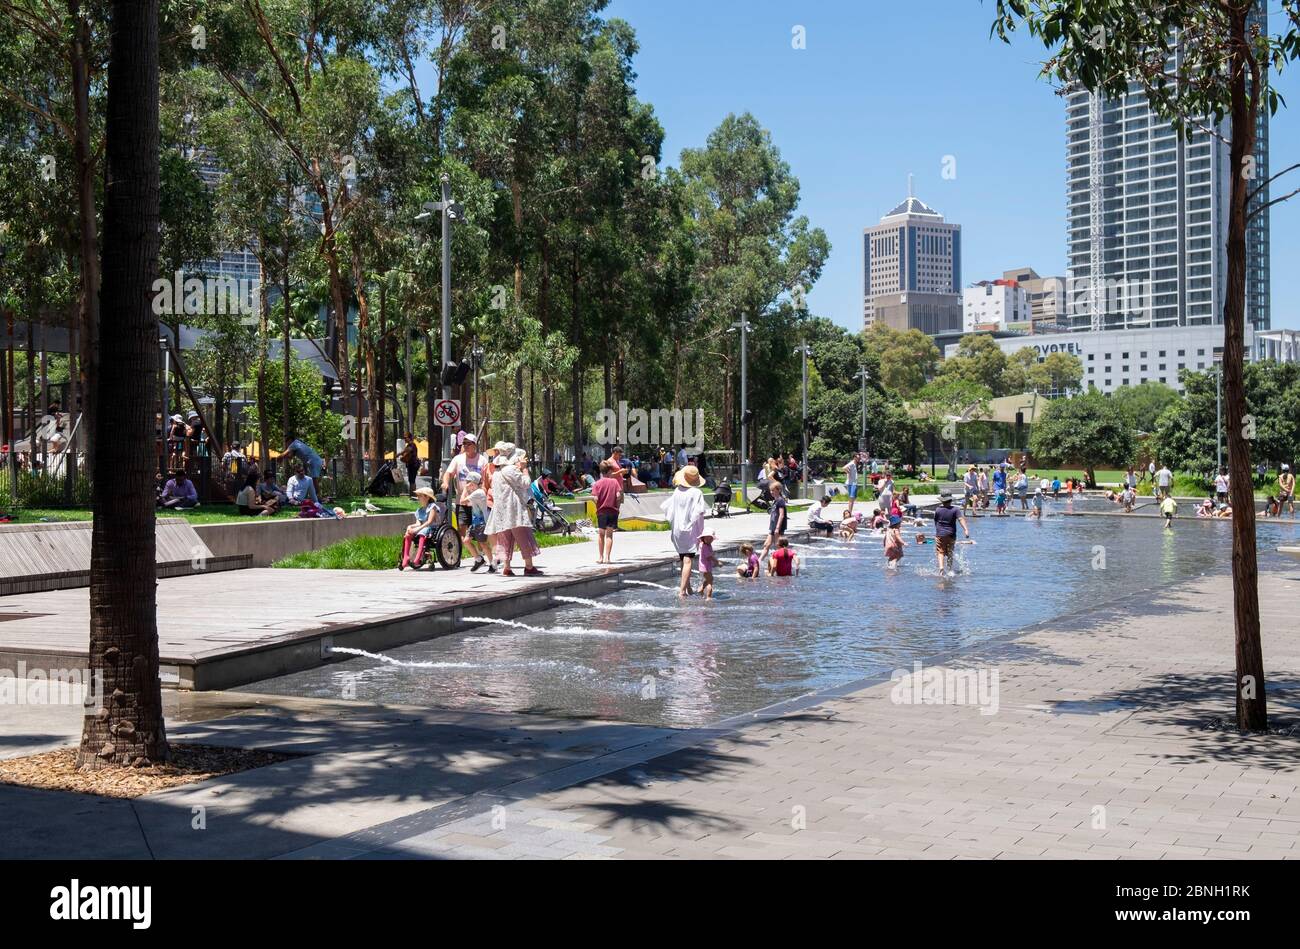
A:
591;459;624;564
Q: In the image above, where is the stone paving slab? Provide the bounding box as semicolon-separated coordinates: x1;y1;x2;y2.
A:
326;568;1300;860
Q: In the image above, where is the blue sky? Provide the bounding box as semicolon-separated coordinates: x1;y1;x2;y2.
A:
604;0;1300;331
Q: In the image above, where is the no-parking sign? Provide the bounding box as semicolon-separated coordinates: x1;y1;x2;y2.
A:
434;398;462;428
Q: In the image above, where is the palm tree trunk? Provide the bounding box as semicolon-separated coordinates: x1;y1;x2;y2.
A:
1226;8;1266;731
77;0;167;769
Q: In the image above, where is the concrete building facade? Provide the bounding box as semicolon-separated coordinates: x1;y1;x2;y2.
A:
863;185;962;336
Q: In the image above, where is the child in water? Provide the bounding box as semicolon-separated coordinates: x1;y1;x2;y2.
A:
736;543;760;580
883;515;905;568
698;532;718;599
838;511;858;540
1160;493;1178;529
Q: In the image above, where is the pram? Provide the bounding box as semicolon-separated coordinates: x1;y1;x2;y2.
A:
367;460;398;497
712;480;733;518
530;480;574;535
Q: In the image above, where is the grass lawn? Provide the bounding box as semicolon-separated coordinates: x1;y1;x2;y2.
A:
273;530;587;570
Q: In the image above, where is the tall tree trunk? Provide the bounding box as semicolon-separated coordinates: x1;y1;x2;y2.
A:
372;280;386;466
316;180;352;478
540;230;553;467
26;317;35;445
281;177;293;458
570;249;582;464
602;361;612;453
255;255;270;478
70;0;99;482
341;175;370;477
511;176;525;447
1226;10;1266;732
77;0;167;769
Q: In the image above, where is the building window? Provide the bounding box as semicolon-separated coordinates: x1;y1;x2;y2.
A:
1088;354;1094;361
1140;351;1147;358
1197;348;1205;355
1177;349;1185;356
1105;353;1112;360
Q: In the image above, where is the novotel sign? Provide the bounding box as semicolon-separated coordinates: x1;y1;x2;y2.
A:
1026;341;1084;356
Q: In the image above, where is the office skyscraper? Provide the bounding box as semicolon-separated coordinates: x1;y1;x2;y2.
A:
862;177;962;336
1064;8;1270;332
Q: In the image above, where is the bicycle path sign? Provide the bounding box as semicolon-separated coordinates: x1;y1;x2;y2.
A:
434;398;461;428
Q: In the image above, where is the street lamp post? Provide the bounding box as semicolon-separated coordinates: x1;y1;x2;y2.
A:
1214;355;1224;474
794;342;811;496
417;173;464;473
855;366;870;454
470;340;485;435
730;317;753;507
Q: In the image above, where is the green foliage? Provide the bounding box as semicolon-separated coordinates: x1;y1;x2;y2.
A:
1029;391;1135;484
1110;381;1181;434
240;354;345;459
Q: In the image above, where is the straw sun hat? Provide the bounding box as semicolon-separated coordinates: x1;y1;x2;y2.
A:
673;465;702;488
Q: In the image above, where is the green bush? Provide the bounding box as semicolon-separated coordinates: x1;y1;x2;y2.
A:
0;470;92;509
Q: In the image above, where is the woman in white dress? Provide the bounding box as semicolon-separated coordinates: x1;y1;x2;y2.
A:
661;464;707;597
486;449;542;576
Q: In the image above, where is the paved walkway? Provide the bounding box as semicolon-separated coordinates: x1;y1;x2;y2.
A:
2;565;1297;859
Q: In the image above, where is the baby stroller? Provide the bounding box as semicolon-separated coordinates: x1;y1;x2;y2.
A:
712;480;733;518
367;460;397;497
530;480;574;535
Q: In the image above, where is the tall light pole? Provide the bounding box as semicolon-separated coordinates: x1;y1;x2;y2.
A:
470;340;485;435
1213;351;1224;474
794;341;811;496
855;366;870;454
417;173;463;470
730;317;753;506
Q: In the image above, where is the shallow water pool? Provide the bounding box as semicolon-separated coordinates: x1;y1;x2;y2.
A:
240;507;1299;727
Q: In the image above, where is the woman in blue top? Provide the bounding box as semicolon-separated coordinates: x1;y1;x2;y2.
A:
399;486;440;569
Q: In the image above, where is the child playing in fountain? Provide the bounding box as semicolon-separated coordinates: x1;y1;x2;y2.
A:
837;511;856;540
883;515;905;568
1120;485;1136;513
698;532;718;599
767;537;799;577
736;543;760;580
1160;493;1178;529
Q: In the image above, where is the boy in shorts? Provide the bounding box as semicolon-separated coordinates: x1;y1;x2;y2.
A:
591;459;624;564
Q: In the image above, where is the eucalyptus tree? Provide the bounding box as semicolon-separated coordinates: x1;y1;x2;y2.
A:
677;112;829;460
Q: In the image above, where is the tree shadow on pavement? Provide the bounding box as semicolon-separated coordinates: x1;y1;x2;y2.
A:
1043;671;1300;770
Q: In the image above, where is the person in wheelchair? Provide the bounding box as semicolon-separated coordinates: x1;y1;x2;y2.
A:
398;486;441;569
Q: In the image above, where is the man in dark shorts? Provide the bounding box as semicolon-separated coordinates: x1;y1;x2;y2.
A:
932;490;971;576
760;480;788;560
591;459;624;564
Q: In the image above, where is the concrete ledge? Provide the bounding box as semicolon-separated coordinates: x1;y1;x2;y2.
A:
193;513;412;566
